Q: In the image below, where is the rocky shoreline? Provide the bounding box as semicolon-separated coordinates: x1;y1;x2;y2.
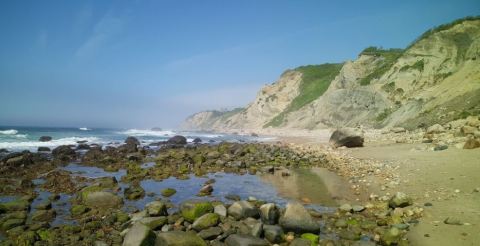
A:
0;134;424;245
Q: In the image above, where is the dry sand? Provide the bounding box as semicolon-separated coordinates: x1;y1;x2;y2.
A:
270;129;480;246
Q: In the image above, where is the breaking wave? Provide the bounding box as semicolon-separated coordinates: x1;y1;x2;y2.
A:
0;129;18;135
0;137;100;151
119;129;176;137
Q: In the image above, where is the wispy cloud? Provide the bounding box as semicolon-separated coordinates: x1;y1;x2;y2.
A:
74;12;123;59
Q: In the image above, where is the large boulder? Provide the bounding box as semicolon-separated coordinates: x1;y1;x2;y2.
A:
156;231;207;246
84;191;123;209
146;201;168;216
39;136;52;142
329;129;364;148
180;200;213;222
167;135;187;145
225;234;269;246
227;201;260;220
263;225;284;244
122;223;156;246
463;138;480;149
279;202;320;233
52;145;76;161
2;152;34;167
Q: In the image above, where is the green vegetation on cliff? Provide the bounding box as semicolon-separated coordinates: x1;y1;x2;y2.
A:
264;63;343;127
359;47;404;85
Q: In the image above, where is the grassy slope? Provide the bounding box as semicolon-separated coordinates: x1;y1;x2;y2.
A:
358;47;404;86
264;63;343;127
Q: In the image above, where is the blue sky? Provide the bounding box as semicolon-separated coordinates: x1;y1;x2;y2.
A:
0;0;478;128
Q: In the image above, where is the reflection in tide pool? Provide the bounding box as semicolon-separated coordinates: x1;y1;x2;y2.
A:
62;163;334;213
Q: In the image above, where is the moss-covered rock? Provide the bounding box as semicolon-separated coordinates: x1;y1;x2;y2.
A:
180;200;213;223
301;233;319;245
70;205;88;216
0;199;30;212
191;213;219;231
161;188;177;197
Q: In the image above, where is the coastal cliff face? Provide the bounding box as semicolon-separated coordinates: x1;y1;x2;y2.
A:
182;18;480;132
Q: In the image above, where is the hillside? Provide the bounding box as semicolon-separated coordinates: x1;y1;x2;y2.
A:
182;17;480;132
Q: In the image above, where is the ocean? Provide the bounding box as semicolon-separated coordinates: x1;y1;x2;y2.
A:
0;126;274;152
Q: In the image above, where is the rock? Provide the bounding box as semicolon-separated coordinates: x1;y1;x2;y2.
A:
461;126;477;135
259;203;280;225
225;234;269;246
250;221;263;237
84;191;123;209
34;201;52;210
156;231;207;246
139;217;168;230
193;138;202;143
146;201;168;216
463;139;480;149
167;135;187;145
263;225;284;243
329;128;364;148
161;188;177;197
300;233;319;245
122;223;156;246
466;116;480;127
39;136;52;142
37;147;51;152
444;217;463;225
31;209;56;222
214;204;227;217
339;203;352;212
0;199;30;212
198;184;213;196
125;136;140;146
1;218;24;231
434;144;448;151
197;226;222;240
52;145;76;160
391;127;406;133
427;124;445;134
227;201;260;220
381;227;402;245
352;205;365;212
76;144;90;150
124;185;145;200
180;200;214;222
279;202;319;233
339;229;361;241
289;238;312;246
389;192;412;208
71;205;88;216
225;194;241;201
192;213;220;231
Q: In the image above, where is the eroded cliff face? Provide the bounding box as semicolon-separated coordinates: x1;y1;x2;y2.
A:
182;18;480;131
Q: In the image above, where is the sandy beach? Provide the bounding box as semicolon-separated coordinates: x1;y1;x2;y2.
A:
273;129;480;246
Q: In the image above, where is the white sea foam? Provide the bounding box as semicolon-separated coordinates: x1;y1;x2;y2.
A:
119;129;176;137
79;127;91;131
0;129;18;135
0;137;100;151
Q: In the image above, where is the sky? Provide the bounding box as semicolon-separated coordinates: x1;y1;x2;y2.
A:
0;0;478;128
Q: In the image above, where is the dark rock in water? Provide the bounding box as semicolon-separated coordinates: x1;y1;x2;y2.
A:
193;137;202;143
156;231;207;246
39;136;52;142
1;152;34;167
76;140;88;144
227;201;260;220
198;184;213;196
118;143;138;153
151;127;163;131
167;135;187;145
434;145;448;151
76;144;90;150
82;148;105;163
279;202;320;233
0;148;8;153
52;145;76;161
251;133;259;137
225;234;269;246
329;128;364;148
124;185;145;200
125;136;140;146
225;194;241;201
37;147;50;152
